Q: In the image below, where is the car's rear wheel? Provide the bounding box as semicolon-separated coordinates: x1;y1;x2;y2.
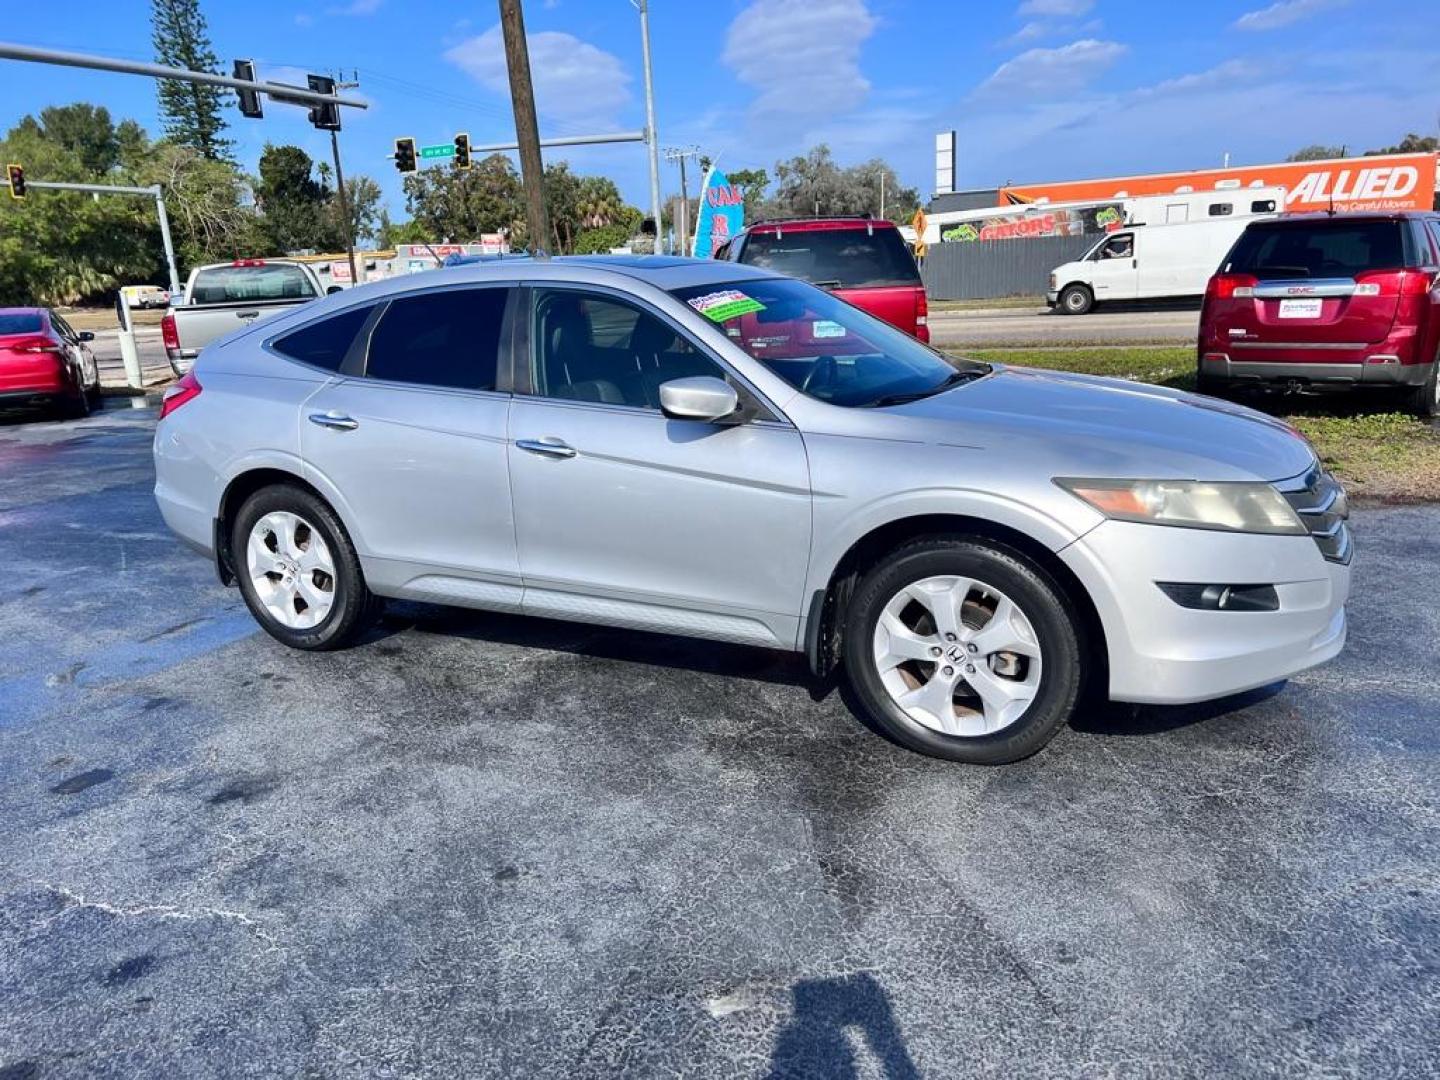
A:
1058;284;1093;315
232;485;378;650
843;537;1084;764
1403;359;1439;419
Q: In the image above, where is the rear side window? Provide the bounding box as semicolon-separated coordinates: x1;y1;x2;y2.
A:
189;264;318;305
0;313;44;335
365;287;507;391
273;305;374;371
738;226;920;288
1224;221;1406;279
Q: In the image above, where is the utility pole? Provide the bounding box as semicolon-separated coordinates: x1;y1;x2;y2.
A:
332;74;361;285
664;145;700;256
634;0;663;246
498;0;552;256
880;171;886;220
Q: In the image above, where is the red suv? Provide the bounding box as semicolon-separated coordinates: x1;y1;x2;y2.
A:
1199;211;1440;415
715;217;929;341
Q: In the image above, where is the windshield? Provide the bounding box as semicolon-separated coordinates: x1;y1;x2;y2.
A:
0;313;44;336
189;264;318;305
671;277;986;408
1223;221;1406;279
737;227;921;288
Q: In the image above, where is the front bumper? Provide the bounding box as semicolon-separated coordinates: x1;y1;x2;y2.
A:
1046;290;1059;306
1059;519;1350;704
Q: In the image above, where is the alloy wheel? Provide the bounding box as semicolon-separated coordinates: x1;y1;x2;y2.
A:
245;511;337;630
871;575;1043;737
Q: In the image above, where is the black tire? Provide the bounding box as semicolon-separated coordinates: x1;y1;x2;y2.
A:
842;536;1085;765
1403;360;1439;419
63;386;91;419
1058;284;1093;316
232;484;379;651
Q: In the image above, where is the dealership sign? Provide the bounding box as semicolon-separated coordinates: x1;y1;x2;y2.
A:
692;167;745;259
999;152;1437;215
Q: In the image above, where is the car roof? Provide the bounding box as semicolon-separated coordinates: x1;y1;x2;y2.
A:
0;307;47;315
744;217;900;233
1252;210;1438;224
334;254;780;301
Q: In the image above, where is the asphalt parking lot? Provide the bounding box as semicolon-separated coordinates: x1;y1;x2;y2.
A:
1;401;1437;1078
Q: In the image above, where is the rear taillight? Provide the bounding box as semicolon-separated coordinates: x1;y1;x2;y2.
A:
160;313;180;356
1207;273;1258;300
4;335;62;355
915;291;929;342
159;371;201;420
1355;269;1435;297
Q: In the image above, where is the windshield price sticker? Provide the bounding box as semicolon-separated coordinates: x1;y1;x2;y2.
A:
812;320;847;339
687;289;765;323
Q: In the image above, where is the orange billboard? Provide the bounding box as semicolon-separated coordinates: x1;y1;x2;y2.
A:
1000;152;1438;215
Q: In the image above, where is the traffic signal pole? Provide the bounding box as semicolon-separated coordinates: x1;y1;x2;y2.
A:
27;180;181;297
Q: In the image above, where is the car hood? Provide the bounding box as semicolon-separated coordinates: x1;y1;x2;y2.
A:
874;366;1318;483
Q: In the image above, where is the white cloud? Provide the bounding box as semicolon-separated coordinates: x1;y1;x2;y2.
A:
444;25;632;130
1017;0;1093;14
977;39;1127;98
1138;59;1266;96
327;0;382;14
1002;16;1101;47
722;0;878;120
1234;0;1349;31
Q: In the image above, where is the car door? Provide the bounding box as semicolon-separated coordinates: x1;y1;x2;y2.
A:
1088;231;1140;302
298;284;523;609
49;312;97;388
506;284;812;649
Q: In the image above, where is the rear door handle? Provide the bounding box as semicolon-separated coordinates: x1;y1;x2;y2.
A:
516;437;576;459
308;411;359;431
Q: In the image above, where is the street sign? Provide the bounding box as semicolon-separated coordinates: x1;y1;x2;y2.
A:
420;144;455;160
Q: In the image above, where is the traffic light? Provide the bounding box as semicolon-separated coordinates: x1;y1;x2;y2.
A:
6;164;24;200
454;132;471;170
306;74;341;131
394;137;417;174
233;59;263;119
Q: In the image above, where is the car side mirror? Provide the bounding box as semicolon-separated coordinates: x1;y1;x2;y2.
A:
659;376;740;422
78;331;95;342
326;285;344;295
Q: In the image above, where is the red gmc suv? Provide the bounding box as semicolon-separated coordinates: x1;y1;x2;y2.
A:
1199;211;1440;416
714;218;929;342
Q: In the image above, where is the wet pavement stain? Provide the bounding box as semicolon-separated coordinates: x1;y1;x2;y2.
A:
103;955;157;986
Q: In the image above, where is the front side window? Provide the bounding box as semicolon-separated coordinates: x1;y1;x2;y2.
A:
365;288;508;391
189;264;318;305
531;289;722;409
1098;234;1133;260
273;304;374;371
671;278;986;408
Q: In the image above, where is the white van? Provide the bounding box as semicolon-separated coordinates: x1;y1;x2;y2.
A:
1047;215;1273;315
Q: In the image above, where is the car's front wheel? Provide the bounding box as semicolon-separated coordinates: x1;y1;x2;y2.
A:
232;485;378;650
843;537;1085;764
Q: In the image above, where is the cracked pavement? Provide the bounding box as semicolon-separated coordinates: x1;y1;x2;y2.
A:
1;401;1437;1078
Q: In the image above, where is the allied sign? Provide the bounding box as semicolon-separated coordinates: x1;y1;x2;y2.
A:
692;167;745;259
999;152;1438;215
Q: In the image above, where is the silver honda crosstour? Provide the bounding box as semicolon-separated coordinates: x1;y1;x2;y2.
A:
154;256;1350;763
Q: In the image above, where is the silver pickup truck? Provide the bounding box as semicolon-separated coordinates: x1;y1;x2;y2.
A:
161;259;336;375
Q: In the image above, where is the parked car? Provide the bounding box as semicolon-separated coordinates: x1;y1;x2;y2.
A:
154;256;1350;765
715;217;929;341
1199;211;1440;416
161;258;337;376
1049;214;1274;315
121;284;170;310
0;307;101;418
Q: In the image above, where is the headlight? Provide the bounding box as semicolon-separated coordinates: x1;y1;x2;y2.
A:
1055;478;1307;535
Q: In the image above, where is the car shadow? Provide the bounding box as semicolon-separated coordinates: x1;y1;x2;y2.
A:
363;601;1278;737
1055;297;1203;316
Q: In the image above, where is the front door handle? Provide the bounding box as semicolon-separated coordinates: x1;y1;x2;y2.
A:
516;437;577;459
308;411;359;431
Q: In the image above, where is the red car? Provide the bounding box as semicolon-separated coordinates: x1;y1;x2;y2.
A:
715;217;929;341
0;308;102;419
1199;211;1440;416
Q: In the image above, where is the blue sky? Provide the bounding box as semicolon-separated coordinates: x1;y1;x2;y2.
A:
2;0;1437;220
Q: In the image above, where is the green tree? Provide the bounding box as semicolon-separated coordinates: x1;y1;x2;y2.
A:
576;175;625;228
139;141;258;267
1286;145;1347;162
1366;133;1439;155
253;144;339;253
376;209;433;248
543;162;584;253
728;167;769;219
402;153;525;242
333;174;383;248
38;104;120;174
765;145;916;222
151;0;232;161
